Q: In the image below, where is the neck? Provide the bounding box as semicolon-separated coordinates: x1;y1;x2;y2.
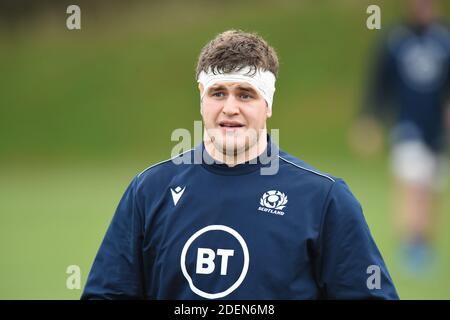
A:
204;129;268;167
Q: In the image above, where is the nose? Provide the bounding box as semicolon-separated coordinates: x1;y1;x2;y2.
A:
222;95;240;116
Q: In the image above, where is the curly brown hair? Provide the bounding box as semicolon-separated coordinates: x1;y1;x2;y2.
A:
196;30;279;79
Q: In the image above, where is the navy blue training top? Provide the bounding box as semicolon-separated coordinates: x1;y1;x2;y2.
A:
82;138;398;300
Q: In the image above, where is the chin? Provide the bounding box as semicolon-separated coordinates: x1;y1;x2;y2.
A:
214;136;247;156
207;127;262;157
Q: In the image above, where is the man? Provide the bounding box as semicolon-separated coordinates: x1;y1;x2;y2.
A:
82;30;398;299
351;0;450;273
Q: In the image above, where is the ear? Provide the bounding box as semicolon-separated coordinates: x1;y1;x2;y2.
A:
198;83;204;96
266;106;272;118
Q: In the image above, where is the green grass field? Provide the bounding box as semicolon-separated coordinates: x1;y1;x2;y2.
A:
0;0;449;299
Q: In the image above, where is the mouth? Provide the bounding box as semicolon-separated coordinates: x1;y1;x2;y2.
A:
218;121;245;129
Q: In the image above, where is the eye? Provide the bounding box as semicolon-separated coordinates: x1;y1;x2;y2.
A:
211;91;225;98
240;93;253;100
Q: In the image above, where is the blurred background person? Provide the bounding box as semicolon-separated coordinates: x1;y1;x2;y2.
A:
350;0;450;274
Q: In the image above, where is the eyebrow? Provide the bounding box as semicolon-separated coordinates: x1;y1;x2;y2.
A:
208;84;258;94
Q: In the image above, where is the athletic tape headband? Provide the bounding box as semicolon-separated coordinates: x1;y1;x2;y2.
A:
197;66;276;110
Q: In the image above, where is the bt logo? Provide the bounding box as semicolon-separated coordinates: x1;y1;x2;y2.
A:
196;248;235;275
180;225;249;299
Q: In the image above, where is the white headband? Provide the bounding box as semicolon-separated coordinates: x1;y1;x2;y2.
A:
197;66;276;110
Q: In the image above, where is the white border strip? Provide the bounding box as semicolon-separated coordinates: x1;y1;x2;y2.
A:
138;148;194;178
278;156;335;182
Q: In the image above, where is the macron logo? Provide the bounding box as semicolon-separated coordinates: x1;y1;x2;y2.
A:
170;186;186;206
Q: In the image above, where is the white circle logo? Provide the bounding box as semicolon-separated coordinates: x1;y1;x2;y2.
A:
180;225;249;299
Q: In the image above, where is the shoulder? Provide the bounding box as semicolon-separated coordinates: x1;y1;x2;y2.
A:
277;149;336;184
430;21;450;37
429;21;450;48
133;148;195;190
385;23;412;51
277;149;360;205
